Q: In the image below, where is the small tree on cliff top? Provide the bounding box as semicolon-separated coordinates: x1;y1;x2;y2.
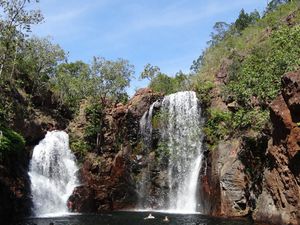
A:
91;56;134;104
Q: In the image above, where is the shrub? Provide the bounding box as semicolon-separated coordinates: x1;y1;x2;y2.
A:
194;80;215;107
203;109;231;148
84;102;104;150
0;127;25;161
70;139;90;161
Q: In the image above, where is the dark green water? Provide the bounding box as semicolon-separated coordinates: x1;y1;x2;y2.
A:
14;212;253;225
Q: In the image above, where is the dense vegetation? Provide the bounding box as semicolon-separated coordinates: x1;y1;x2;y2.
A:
0;127;25;162
0;0;134;157
1;0;299;155
191;0;300;148
140;0;300;149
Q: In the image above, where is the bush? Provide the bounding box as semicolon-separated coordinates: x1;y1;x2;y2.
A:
149;72;191;95
0;127;25;161
194;80;215;107
70;139;90;161
203;109;231;149
225;25;300;107
84;102;103;150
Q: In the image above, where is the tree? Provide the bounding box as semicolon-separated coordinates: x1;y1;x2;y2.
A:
140;63;161;81
91;56;134;103
173;71;191;91
208;22;230;46
0;0;43;80
190;51;205;73
149;73;173;94
234;9;260;33
51;61;94;110
18;36;65;93
265;0;290;13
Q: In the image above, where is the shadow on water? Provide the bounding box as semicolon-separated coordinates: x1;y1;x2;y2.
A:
13;211;253;225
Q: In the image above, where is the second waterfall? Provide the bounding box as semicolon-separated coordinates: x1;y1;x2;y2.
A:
138;91;204;213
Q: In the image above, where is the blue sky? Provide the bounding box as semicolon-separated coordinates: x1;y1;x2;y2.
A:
31;0;267;95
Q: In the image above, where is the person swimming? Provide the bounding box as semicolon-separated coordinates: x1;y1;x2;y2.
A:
163;216;169;222
144;213;155;219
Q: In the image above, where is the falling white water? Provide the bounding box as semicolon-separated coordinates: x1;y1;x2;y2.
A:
137;91;204;213
140;101;159;149
137;101;159;209
161;91;203;213
28;131;79;216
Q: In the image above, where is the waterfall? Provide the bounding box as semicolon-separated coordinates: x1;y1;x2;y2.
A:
162;91;203;213
28;131;79;216
137;101;159;208
140;101;159;150
137;91;204;213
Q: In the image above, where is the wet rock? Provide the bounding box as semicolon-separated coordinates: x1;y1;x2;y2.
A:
69;88;162;212
199;140;250;216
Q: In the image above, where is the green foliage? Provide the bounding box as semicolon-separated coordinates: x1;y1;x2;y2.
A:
190;52;205;73
265;0;290;14
231;109;269;131
140;63;160;81
149;73;173;94
155;141;170;163
51;61;94;111
149;71;191;95
208;22;230;46
234;9;260;33
191;1;300;149
194;80;214;107
50;56;134;113
203;108;269;149
226;25;300;107
18;36;66;97
152;110;169;130
204;109;231;148
0;127;25;161
91;56;134;102
0;0;43;81
84;102;104;150
70;139;90;160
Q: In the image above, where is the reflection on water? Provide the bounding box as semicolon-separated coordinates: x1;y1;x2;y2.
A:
14;212;253;225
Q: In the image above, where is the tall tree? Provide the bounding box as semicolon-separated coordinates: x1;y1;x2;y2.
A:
140;63;161;81
208;22;230;46
265;0;290;13
235;9;260;33
91;56;134;103
0;0;43;80
52;61;93;109
19;36;65;93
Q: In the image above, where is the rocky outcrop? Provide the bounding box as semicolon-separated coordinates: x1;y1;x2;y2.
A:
0;86;69;223
201;71;300;225
68;88;162;212
253;71;300;225
0;149;31;223
199;140;250;216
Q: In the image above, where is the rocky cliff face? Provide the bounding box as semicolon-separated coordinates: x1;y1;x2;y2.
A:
0;86;70;223
253;72;300;225
200;71;300;225
68;88;162;212
0;151;31;222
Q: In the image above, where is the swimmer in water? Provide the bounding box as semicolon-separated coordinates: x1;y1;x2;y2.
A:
163;216;169;222
144;213;155;219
